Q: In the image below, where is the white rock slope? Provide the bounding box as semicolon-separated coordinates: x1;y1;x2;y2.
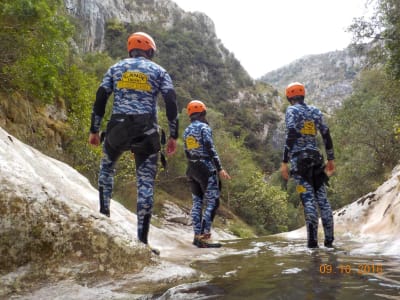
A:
0;126;235;298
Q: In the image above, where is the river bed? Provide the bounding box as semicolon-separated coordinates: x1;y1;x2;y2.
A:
159;236;400;299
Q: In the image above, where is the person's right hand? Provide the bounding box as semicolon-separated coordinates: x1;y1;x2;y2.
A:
166;137;177;156
219;169;231;180
88;132;100;146
325;160;336;177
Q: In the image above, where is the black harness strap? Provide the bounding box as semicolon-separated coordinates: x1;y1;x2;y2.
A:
293;150;329;191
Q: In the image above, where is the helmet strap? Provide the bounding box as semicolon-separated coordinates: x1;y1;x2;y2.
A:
146;49;154;59
129;49;154;59
190;111;207;123
287;96;304;104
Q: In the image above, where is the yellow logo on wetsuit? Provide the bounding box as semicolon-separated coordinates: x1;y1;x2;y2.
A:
296;185;307;194
300;120;316;135
185;136;200;150
117;71;151;91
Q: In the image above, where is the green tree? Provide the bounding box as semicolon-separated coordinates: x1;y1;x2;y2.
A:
331;68;400;206
349;0;400;79
233;171;288;234
0;0;74;101
335;0;400;206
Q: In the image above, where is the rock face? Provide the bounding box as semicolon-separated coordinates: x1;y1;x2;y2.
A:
332;165;400;255
64;0;216;52
260;45;369;114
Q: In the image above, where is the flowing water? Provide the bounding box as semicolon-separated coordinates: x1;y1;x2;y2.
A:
159;236;400;299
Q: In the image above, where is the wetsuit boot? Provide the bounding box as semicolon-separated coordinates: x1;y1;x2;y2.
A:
138;214;160;255
307;223;319;248
99;187;110;217
193;233;222;248
323;223;334;248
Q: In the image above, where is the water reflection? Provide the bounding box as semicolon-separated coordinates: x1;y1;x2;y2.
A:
164;236;400;299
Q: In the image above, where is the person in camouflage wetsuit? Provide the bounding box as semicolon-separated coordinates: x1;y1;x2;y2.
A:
281;82;336;248
88;32;178;247
183;100;231;248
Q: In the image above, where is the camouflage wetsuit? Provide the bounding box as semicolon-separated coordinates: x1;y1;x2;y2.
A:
283;102;334;248
183;119;222;236
90;56;178;244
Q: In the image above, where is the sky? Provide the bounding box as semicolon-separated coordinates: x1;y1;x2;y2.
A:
172;0;370;78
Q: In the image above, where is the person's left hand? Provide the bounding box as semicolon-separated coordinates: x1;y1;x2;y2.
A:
166;137;177;156
281;162;289;181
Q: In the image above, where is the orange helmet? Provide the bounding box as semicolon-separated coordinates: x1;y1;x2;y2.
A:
285;82;305;99
187;100;206;116
127;32;156;53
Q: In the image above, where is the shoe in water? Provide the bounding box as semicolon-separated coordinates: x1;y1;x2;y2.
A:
193;234;222;248
324;240;334;248
307;240;319;249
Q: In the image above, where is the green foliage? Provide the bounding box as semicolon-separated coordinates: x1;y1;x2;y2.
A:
0;0;105;183
349;0;400;80
0;0;119;183
330;68;400;206
61;60;102;181
380;0;400;79
0;0;74;101
232;171;288;234
228;223;256;239
268;171;305;231
81;52;116;79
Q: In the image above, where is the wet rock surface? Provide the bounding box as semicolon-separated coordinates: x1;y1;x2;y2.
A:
0;127;235;299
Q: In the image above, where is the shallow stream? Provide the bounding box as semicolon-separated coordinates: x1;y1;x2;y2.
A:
159;236;400;299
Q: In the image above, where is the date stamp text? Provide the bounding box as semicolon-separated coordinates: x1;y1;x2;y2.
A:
319;263;383;275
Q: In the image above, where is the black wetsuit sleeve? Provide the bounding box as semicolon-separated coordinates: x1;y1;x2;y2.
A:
164;89;179;139
93;87;109;116
90;86;110;133
282;128;298;163
212;156;223;172
321;129;335;160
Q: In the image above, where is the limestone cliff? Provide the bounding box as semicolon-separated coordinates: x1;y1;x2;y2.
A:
64;0;216;52
260;45;369;114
